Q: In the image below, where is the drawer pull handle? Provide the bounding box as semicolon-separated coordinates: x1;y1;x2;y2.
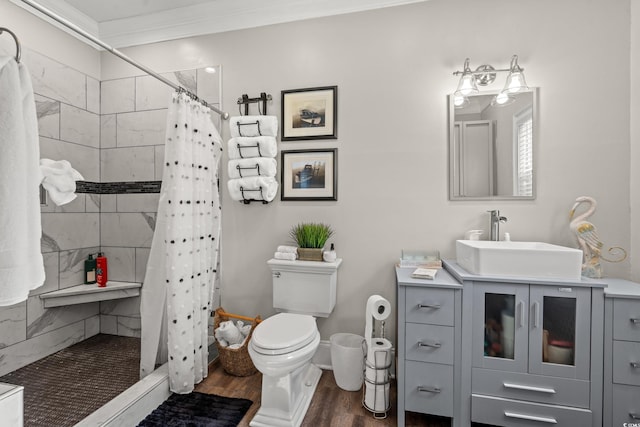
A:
504;411;557;424
630;413;640;420
273;272;281;278
631;361;640;369
418;303;441;310
417;386;441;393
630;318;640;324
418;341;442;349
503;382;556;394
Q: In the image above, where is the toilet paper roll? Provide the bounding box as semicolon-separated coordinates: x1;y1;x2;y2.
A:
366;295;391;321
365;365;389;383
364;382;390;412
366;338;392;366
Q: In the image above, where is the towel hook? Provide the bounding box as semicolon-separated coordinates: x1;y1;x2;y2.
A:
0;28;21;63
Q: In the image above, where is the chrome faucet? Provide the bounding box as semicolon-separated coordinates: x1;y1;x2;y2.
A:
489;210;508;241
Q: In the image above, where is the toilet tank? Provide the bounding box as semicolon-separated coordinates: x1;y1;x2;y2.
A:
267;258;342;318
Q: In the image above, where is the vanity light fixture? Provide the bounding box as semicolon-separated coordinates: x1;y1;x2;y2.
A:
453;55;529;105
453;58;479;97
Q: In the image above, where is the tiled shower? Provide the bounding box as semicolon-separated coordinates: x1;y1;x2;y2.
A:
0;45;221;378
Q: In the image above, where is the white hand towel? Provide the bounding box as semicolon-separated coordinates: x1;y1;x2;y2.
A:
216;320;244;345
227;176;278;202
229;115;278;138
227;136;277;160
0;56;45;306
277;245;298;254
39;158;84;206
228;157;277;179
274;252;296;261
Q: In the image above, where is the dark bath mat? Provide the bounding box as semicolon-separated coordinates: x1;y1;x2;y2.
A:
137;392;252;427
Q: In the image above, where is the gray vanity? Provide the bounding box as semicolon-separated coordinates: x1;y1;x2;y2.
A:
396;260;608;426
602;278;640;426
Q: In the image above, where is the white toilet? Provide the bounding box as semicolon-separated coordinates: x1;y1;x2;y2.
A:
248;258;342;427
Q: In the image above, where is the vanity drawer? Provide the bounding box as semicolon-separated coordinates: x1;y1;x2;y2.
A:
612;340;640;386
472;368;590;408
405;323;454;365
404;360;453;417
613;299;640;341
471;394;592;426
405;287;455;326
612;384;640;426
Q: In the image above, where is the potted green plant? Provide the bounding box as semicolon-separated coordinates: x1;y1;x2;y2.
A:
289;222;334;261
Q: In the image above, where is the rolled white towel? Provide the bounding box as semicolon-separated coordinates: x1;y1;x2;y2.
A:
227;176;278;202
236;320;252;337
227;136;277;160
277;245;298;254
214;328;229;347
229;115;278;138
216;320;244;345
275;252;296;261
39;158;84;206
228;157;277;179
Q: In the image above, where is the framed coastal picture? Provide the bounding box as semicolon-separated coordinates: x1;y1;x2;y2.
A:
281;86;337;141
281;149;337;201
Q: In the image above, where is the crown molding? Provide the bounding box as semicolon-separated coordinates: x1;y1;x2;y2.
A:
14;0;428;49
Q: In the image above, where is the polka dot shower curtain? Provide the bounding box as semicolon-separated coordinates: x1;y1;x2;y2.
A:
140;91;222;394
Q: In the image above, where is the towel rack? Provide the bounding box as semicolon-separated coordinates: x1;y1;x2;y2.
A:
237;92;272;116
240;186;269;205
0;28;21;63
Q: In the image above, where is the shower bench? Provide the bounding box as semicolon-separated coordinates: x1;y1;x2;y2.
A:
39;281;141;308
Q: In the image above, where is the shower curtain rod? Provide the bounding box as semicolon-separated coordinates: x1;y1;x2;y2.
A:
20;0;230;120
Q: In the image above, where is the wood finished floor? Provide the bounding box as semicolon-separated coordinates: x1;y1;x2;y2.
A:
195;361;451;427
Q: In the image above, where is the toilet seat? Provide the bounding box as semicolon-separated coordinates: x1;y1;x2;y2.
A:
251;313;318;356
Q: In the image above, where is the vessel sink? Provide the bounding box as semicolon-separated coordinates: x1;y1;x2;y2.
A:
456;240;583;280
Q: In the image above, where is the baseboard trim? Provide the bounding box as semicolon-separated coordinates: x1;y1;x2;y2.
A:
312;339;396;378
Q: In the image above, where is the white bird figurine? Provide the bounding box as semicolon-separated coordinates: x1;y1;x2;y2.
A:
569;196;627;278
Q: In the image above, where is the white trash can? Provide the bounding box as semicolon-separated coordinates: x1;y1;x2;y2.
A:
330;333;365;391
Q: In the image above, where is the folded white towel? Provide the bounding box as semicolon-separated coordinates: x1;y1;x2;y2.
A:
227;136;277;160
277;245;298;254
275;252;297;261
216;320;244;345
227;176;278;202
228;157;277;179
229;115;278;138
39;158;84;206
0;56;45;306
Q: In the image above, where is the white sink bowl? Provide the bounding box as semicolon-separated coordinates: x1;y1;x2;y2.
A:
456;240;583;280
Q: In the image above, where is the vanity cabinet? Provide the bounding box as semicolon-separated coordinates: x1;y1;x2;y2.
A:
395;266;463;427
396;261;605;427
470;281;596;425
602;278;640;427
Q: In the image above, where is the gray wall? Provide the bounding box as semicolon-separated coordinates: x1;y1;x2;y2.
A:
102;0;632;343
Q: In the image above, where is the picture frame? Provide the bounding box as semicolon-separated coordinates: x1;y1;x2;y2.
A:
281;86;337;141
280;149;337;201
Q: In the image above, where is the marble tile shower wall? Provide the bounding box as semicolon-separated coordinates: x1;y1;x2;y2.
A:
98;66;221;340
0;49;100;377
0;44;221;376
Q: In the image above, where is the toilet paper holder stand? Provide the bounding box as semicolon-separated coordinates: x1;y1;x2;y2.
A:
363;295;392;418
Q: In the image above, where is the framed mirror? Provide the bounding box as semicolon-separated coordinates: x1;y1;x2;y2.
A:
448;88;537;200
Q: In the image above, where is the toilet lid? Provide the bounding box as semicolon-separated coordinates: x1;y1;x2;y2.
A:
252;313;318;355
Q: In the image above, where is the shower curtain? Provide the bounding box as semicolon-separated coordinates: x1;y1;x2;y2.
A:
140;91;222;394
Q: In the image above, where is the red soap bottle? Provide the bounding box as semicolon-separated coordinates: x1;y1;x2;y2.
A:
96;252;108;287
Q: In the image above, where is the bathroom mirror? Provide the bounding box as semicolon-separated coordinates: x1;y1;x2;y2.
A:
448;88;537;200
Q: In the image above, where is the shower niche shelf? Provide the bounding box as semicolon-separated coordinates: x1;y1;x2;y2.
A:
39;281;142;308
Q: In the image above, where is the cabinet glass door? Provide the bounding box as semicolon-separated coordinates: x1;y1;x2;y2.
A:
528;285;591;379
473;283;528;372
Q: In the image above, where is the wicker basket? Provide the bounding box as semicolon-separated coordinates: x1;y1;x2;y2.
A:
213;307;261;376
